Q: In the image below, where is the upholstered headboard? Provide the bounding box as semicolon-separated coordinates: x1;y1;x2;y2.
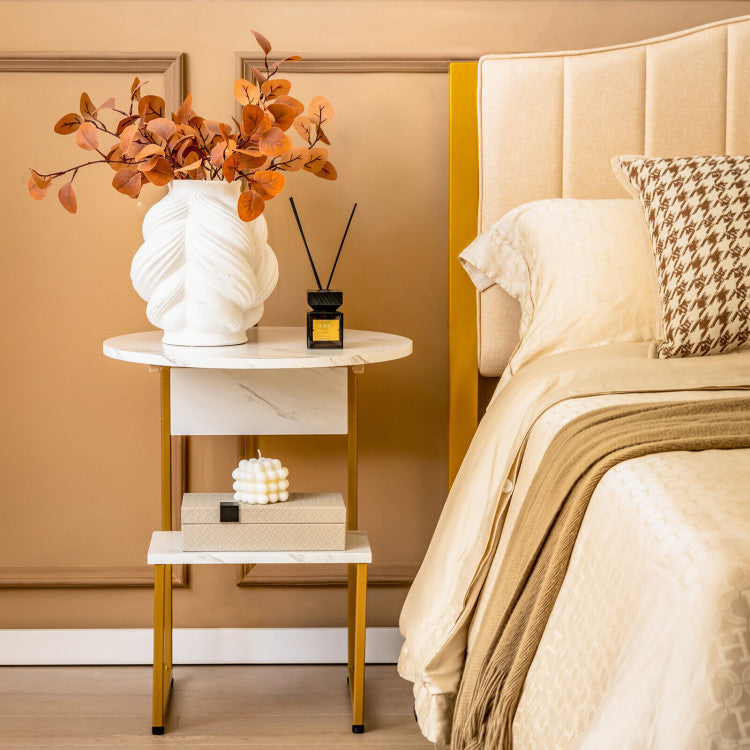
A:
448;15;750;482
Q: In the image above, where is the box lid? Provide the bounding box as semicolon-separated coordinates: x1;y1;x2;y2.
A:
181;492;346;525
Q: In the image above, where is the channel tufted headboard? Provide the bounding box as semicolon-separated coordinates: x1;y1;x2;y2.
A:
448;15;750;482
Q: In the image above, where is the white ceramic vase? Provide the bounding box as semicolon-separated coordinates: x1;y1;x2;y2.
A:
130;180;278;346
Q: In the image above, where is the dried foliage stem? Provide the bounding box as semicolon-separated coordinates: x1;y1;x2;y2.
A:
28;30;336;220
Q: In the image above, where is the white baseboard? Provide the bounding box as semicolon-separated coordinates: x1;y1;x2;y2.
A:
0;627;403;666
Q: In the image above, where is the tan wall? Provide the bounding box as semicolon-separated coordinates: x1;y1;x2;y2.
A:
2;0;750;631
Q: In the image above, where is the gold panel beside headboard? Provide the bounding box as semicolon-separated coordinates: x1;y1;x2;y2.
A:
448;15;750;483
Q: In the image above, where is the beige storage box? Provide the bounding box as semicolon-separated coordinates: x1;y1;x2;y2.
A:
181;492;346;552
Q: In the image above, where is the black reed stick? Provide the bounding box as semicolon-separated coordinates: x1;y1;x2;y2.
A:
289;197;322;290
326;203;357;290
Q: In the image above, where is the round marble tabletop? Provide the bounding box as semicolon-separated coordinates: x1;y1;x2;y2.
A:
103;328;412;369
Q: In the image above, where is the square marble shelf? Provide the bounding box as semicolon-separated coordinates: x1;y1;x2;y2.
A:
147;530;372;565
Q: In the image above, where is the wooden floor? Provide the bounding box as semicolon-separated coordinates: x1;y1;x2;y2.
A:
0;664;444;748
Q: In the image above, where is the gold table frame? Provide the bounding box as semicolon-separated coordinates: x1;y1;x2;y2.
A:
151;365;368;735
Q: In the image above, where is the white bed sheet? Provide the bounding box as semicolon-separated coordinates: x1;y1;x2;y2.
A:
468;392;750;749
398;343;750;745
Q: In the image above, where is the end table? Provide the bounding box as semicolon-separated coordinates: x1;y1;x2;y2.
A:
103;327;412;734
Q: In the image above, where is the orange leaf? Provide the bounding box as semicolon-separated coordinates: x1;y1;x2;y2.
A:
144;157;174;186
273;55;302;70
252;67;267;85
175;94;193;124
79;92;97;120
98;96;116;110
75;121;99;151
261;78;291;100
112;168;142;198
29;169;51;189
203;120;224;136
293;115;314;143
259;127;291;157
234;78;260;106
27;172;50;201
237;188;265;222
58;182;77;213
236;152;267;171
138;94;165;122
241;104;265;138
125;131;150;158
146;117;176;141
268;102;295;131
174;156;203;174
119;123;138;153
317;126;331;146
137;155;158;172
275;95;305;116
252;170;285;199
106;146;125;171
210;140;227;168
308;96;334;127
116;115;138;135
274;147;307;172
130;78;150;101
222;152;239;182
302;147;328;174
316;161;337;180
251;29;272;55
135;143;164;161
53;112;82;135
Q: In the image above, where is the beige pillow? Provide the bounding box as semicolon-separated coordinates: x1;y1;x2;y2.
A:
460;199;661;380
613;155;750;358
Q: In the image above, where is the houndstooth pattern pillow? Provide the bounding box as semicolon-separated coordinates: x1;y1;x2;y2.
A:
613;155;750;358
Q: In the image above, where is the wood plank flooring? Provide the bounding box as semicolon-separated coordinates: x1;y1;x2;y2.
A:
0;665;445;748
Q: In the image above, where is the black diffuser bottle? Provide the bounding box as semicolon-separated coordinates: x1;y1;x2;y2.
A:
290;197;356;350
307;289;344;348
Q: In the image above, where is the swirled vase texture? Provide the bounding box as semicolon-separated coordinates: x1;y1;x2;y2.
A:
131;180;278;346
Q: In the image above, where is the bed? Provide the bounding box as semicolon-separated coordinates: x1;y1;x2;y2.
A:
399;16;750;749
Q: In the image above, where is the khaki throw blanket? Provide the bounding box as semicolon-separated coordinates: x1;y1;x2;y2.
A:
452;397;750;750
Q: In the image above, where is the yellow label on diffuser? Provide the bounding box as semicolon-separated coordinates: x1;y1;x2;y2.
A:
312;319;340;341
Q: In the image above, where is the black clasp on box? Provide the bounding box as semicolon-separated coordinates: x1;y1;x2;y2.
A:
220;501;240;523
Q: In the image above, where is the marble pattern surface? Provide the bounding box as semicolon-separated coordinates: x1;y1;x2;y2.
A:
147;530;372;565
171;367;348;435
103;328;412;369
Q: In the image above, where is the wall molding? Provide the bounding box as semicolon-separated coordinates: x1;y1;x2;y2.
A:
0;52;185;108
231;53;469;587
0;53;186;589
237;52;477;78
0;627;403;665
0;437;188;588
237;562;418;586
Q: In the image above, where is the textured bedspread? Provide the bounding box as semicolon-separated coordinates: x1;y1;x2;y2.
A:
398;343;750;745
452;398;750;750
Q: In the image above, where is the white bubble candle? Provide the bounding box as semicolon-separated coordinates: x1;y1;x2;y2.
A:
231;451;290;504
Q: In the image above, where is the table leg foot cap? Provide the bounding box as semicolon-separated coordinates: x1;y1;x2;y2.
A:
352;724;364;734
152;727;165;735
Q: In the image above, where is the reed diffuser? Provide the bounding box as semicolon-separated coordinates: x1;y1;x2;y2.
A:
290;197;356;349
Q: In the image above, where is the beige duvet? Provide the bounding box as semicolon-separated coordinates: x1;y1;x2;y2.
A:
398;343;750;746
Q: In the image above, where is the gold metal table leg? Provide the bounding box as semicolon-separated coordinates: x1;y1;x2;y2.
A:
347;366;359;531
347;366;359;674
153;366;174;735
350;562;368;733
152;564;166;733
